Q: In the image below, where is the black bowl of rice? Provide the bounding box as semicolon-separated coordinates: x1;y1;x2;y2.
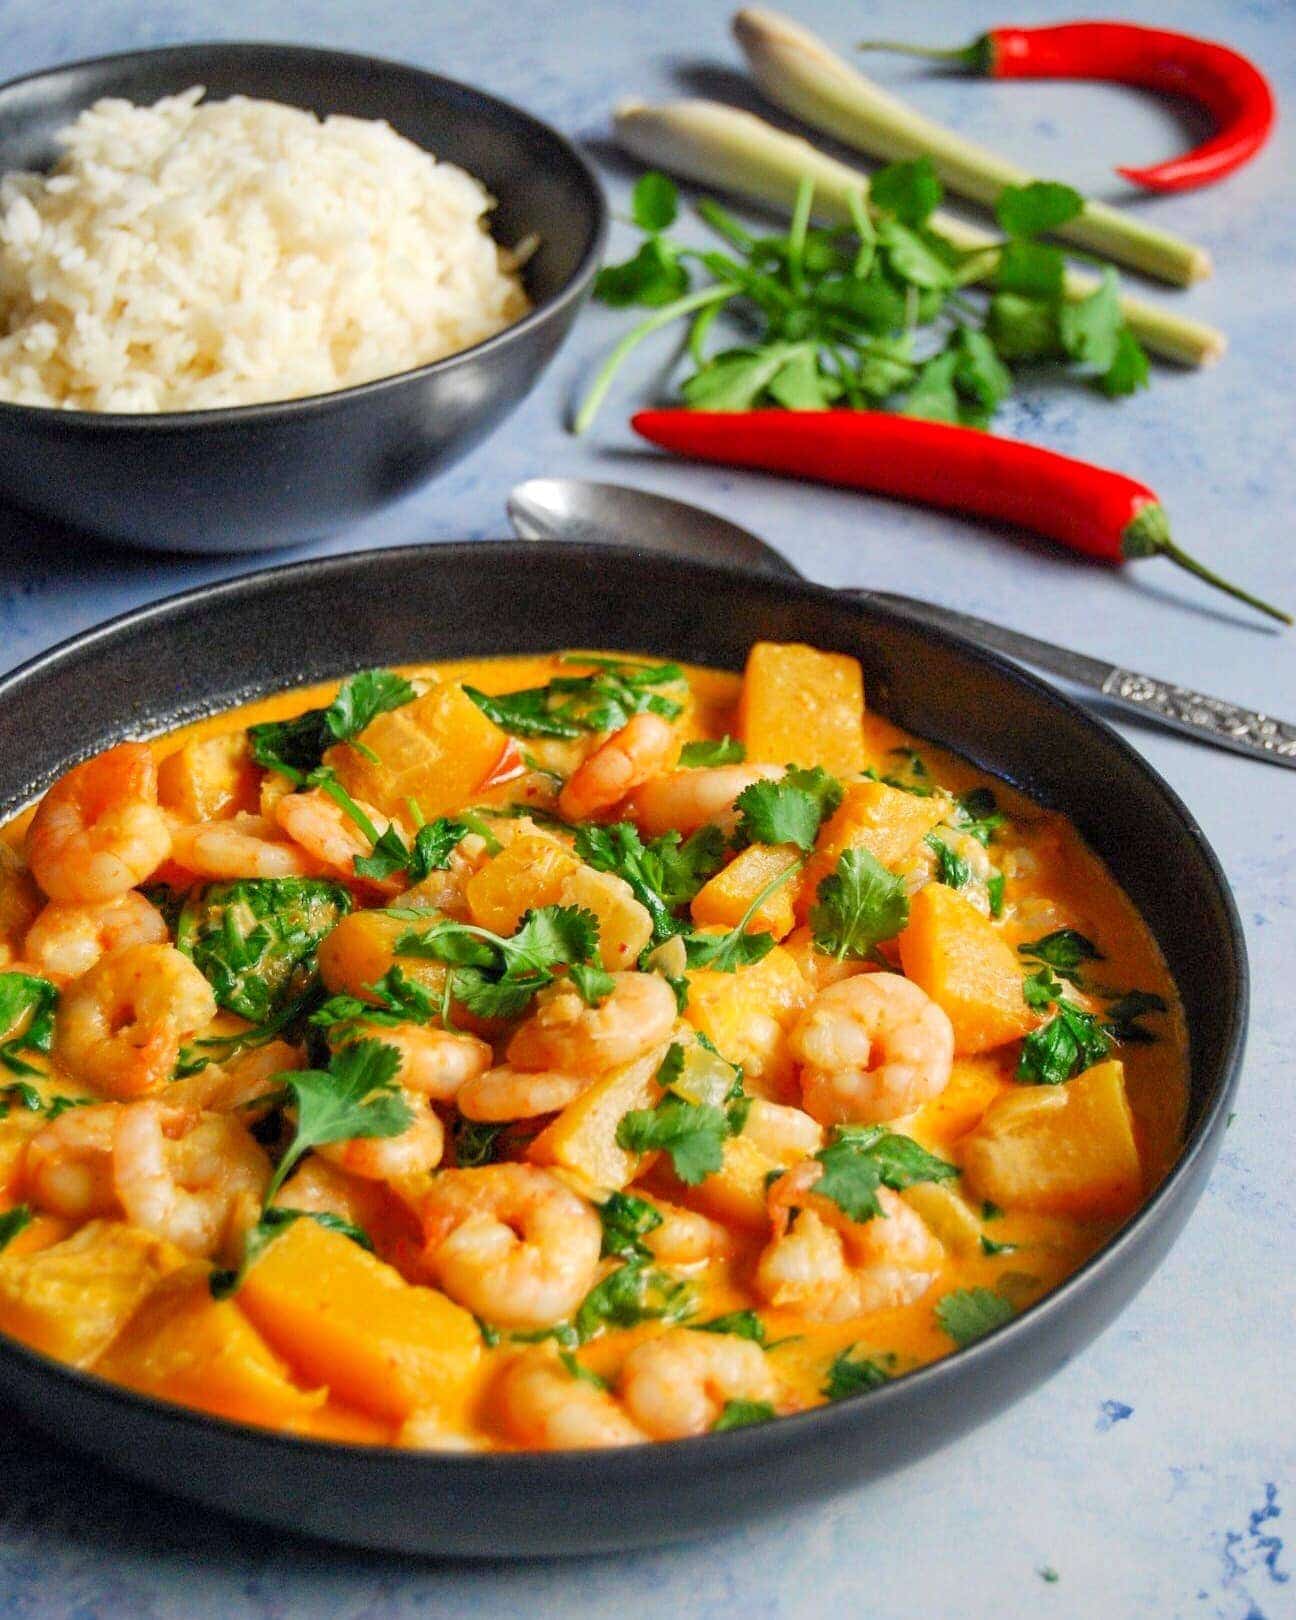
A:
0;44;606;551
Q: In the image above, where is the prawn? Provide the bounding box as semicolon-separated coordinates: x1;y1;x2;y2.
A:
497;1347;647;1450
619;1328;780;1441
626;764;782;839
456;1064;589;1122
420;1163;601;1330
22;1101;121;1218
558;713;678;822
640;1199;734;1268
54;943;217;1100
275;789;401;892
789;973;954;1126
166;1038;303;1115
347;1022;492;1103
24;891;168;980
169;814;319;880
26;743;172;904
317;1088;445;1182
112;1098;270;1260
756;1163;943;1322
506;970;676;1075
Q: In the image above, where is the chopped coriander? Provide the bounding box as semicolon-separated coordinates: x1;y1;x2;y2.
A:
810;1125;957;1223
0;1204;32;1253
617;1095;731;1186
692;1310;767;1345
248;669;415;781
558;1349;609;1390
1017;969;1112;1085
574;1259;695;1342
986;872;1006;918
925;832;973;891
679;735;745;767
682;856;802;972
935;1287;1014;1347
394;905;602;1020
0;973;58;1077
576;821;725;944
568;962;615;1007
808;848;908;961
464;660;684;740
981;1201;1004;1222
475;1315;502;1348
823;1345;890;1401
734;766;842;852
980;1235;1017;1257
598;1190;663;1260
452;1117;506;1169
1017;928;1103;988
711;1399;776;1432
1104;989;1168;1044
953;787;1006;847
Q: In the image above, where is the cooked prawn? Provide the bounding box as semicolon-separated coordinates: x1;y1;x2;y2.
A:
166;1038;303;1115
24;891;168;980
22;1102;120;1218
347;1022;491;1103
789;973;954;1126
54;943;218;1100
641;1199;733;1267
169;814;318;880
498;1347;647;1450
626;764;782;839
318;1088;445;1182
558;713;679;821
420;1164;601;1330
506;970;676;1075
275;789;401;892
619;1328;780;1440
456;1065;589;1122
0;842;41;965
756;1164;943;1322
112;1099;270;1260
740;1097;825;1165
26;743;172;904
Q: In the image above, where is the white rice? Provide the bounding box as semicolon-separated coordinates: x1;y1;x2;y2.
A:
0;87;532;412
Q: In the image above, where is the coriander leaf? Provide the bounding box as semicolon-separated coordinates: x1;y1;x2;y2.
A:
987;873;1006;918
574;1259;695;1342
352;825;416;882
248;669;414;779
839;1125;958;1190
466;661;684;740
358;816;468;885
326;670;417;743
809;848;909;961
576;821;724;944
995;181;1084;240
809;1126;956;1224
1104;989;1168;1044
1017;998;1112;1085
986;291;1060;360
569;961;615;1006
0;1204;32;1253
616;1096;730;1186
711;1399;775;1432
953;326;1013;413
953;788;1005;846
1058;267;1124;373
558;1349;609;1390
0;972;58;1076
877;219;954;291
901;347;961;423
682;923;777;974
823;1345;890;1401
926;833;973;891
980;1234;1017;1257
681;344;810;412
1017;928;1103;987
995;238;1066;299
679;735;745;768
734;766;842;852
507;906;601;978
935;1287;1014;1347
594;236;689;308
766;345;837;410
692;1310;767;1345
1096;327;1150;398
452;1117;505;1168
269;1038;410;1201
631;171;678;232
870;156;942;227
598;1190;663;1260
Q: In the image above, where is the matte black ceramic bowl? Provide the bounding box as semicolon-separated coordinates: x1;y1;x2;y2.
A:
0;47;605;552
0;545;1246;1557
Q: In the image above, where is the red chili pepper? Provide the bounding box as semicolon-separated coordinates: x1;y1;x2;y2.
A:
859;22;1276;193
631;410;1289;624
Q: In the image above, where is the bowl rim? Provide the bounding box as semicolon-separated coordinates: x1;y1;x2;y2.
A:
0;541;1249;1475
0;41;608;427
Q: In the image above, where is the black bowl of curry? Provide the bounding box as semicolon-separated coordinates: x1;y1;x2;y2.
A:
0;544;1245;1555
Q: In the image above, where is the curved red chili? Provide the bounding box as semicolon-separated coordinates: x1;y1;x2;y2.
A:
859;21;1276;193
631;409;1289;624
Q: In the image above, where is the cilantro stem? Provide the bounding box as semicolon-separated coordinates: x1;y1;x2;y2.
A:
786;174;814;296
311;770;382;846
573;282;739;435
845;187;874;278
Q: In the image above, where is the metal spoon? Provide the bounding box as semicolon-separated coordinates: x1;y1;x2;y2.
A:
507;477;1296;770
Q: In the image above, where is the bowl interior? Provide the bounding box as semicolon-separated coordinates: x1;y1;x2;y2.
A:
0;42;601;313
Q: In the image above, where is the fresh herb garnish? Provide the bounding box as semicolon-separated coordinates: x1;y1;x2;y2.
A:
808;848;909;961
692;1310;767;1345
452;1117;506;1169
575;821;726;944
822;1345;891;1401
598;1190;664;1260
558;1349;610;1390
711;1399;776;1432
573;1259;696;1342
464;658;684;741
807;1124;957;1223
1017;968;1112;1085
733;766;842;852
679;735;745;767
1017;928;1104;987
616;1040;748;1186
980;1234;1018;1257
935;1287;1015;1347
0;973;58;1077
952;787;1006;847
925;832;973;891
1103;989;1168;1044
248;669;415;781
394;904;602;1020
682;857;803;973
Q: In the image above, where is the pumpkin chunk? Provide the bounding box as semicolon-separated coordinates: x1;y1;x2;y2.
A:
527;1040;673;1190
239;1219;481;1423
962;1060;1142;1220
685;945;811;1101
466;835;580;936
328;682;510;822
691;844;801;940
0;1220;186;1367
94;1264;325;1427
737;642;866;777
799;779;949;916
898;882;1038;1054
157;732;259;822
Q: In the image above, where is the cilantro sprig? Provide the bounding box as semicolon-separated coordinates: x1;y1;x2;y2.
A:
823;1345;892;1401
733;766;842;853
616;1039;748;1185
1017;968;1112;1085
577;163;1149;435
935;1287;1015;1348
682;855;804;973
464;657;685;741
0;973;58;1077
575;821;726;945
804;1124;958;1223
393;904;602;1019
808;848;909;961
248;669;415;782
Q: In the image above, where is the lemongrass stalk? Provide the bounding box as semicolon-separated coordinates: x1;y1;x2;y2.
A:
733;7;1212;288
614;98;1225;366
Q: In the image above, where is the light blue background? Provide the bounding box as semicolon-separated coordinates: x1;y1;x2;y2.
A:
0;2;1291;1615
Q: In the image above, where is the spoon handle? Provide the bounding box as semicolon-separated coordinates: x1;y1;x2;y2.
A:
863;590;1296;769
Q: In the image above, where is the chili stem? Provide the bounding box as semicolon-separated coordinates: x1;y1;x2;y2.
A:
1125;505;1290;625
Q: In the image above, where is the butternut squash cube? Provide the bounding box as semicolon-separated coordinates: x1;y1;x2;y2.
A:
466;835;580;936
0;1110;45;1200
557;865;653;970
691;844;801;940
157;732;259;822
328;682;510;822
682;1133;780;1232
528;1039;672;1190
962;1060;1142;1220
0;1220;186;1367
685;944;811;1101
898;882;1038;1054
737;642;866;777
239;1219;481;1424
799;780;950;917
94;1264;325;1428
901;1181;982;1256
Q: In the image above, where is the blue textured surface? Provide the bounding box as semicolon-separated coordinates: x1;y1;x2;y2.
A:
0;2;1292;1615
